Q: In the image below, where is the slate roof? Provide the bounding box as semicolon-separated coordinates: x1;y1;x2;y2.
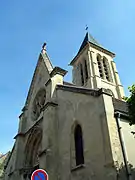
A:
113;98;128;114
78;32;102;53
70;32;115;65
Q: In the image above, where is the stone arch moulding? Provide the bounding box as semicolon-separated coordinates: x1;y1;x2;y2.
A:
70;121;84;169
74;124;84;166
24;125;42;168
106;89;115;97
71;120;83;133
32;88;46;121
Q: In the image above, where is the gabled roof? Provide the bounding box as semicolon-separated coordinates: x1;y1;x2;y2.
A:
24;51;53;107
78;32;102;53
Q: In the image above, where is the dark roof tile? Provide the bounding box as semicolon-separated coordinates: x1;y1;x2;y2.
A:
78;32;103;53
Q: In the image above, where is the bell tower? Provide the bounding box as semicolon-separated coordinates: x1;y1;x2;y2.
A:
70;32;125;100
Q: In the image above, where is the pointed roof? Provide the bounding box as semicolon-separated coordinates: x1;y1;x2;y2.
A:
78;32;103;53
24;49;53;107
70;32;115;65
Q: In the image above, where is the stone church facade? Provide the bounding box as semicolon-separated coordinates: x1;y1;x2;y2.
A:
4;32;135;180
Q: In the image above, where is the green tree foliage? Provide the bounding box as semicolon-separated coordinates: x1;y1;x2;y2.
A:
124;84;135;125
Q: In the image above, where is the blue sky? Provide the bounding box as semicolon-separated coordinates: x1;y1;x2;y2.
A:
0;0;135;153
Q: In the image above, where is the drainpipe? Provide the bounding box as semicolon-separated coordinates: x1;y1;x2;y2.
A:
115;111;132;180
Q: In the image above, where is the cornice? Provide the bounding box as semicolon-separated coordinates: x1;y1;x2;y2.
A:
42;101;58;111
50;66;67;77
57;84;112;97
14;101;58;139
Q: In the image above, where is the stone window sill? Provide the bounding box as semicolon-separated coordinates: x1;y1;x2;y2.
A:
101;79;114;86
71;164;85;172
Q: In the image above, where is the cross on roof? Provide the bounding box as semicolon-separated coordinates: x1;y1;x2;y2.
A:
85;25;88;31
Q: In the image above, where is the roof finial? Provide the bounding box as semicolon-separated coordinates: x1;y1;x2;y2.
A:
42;42;47;54
85;25;88;32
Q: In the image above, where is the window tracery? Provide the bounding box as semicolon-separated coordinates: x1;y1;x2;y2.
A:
32;89;46;121
23;127;42;180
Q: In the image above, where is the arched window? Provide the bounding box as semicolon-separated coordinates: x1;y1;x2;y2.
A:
24;126;42;179
32;89;46;121
74;125;84;166
97;55;103;79
103;57;110;81
84;60;88;81
80;64;84;85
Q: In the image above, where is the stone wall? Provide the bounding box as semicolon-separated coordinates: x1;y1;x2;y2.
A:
56;86;120;180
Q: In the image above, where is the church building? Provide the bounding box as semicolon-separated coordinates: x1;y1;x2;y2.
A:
4;32;135;180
